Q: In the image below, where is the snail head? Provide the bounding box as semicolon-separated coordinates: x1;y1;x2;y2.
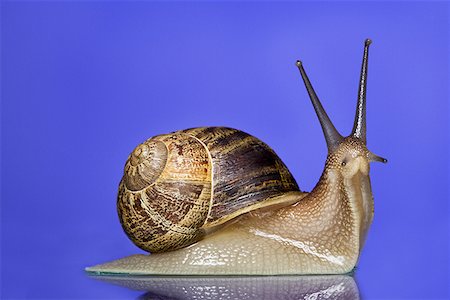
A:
296;39;386;179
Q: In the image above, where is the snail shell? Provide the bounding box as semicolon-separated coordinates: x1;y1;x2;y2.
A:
117;127;300;252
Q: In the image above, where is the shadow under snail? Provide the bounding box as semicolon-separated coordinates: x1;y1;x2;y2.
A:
87;39;387;276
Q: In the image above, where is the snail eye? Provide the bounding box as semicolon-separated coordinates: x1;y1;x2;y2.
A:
341;161;347;167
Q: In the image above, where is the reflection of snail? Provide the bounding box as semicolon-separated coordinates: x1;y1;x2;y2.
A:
90;275;359;300
88;39;386;275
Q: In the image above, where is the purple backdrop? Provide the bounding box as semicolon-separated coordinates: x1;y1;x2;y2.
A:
1;1;449;299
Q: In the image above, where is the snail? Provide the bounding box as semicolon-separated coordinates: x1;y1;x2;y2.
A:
87;39;386;276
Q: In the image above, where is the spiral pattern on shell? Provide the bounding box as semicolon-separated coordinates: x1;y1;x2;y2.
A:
118;127;300;253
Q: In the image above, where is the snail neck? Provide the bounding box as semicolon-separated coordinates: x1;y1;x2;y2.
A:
225;164;376;274
309;166;374;253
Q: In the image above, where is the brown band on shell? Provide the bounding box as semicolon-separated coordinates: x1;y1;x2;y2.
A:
182;127;300;226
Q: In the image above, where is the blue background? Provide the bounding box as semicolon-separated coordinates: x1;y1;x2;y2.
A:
1;1;449;299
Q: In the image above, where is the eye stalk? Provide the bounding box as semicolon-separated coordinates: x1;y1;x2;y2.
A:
351;38;371;144
295;60;343;152
369;152;388;164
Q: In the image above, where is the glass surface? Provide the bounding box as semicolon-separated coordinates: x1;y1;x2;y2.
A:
87;273;360;300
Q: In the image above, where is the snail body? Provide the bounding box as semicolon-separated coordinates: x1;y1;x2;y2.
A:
87;39;386;275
